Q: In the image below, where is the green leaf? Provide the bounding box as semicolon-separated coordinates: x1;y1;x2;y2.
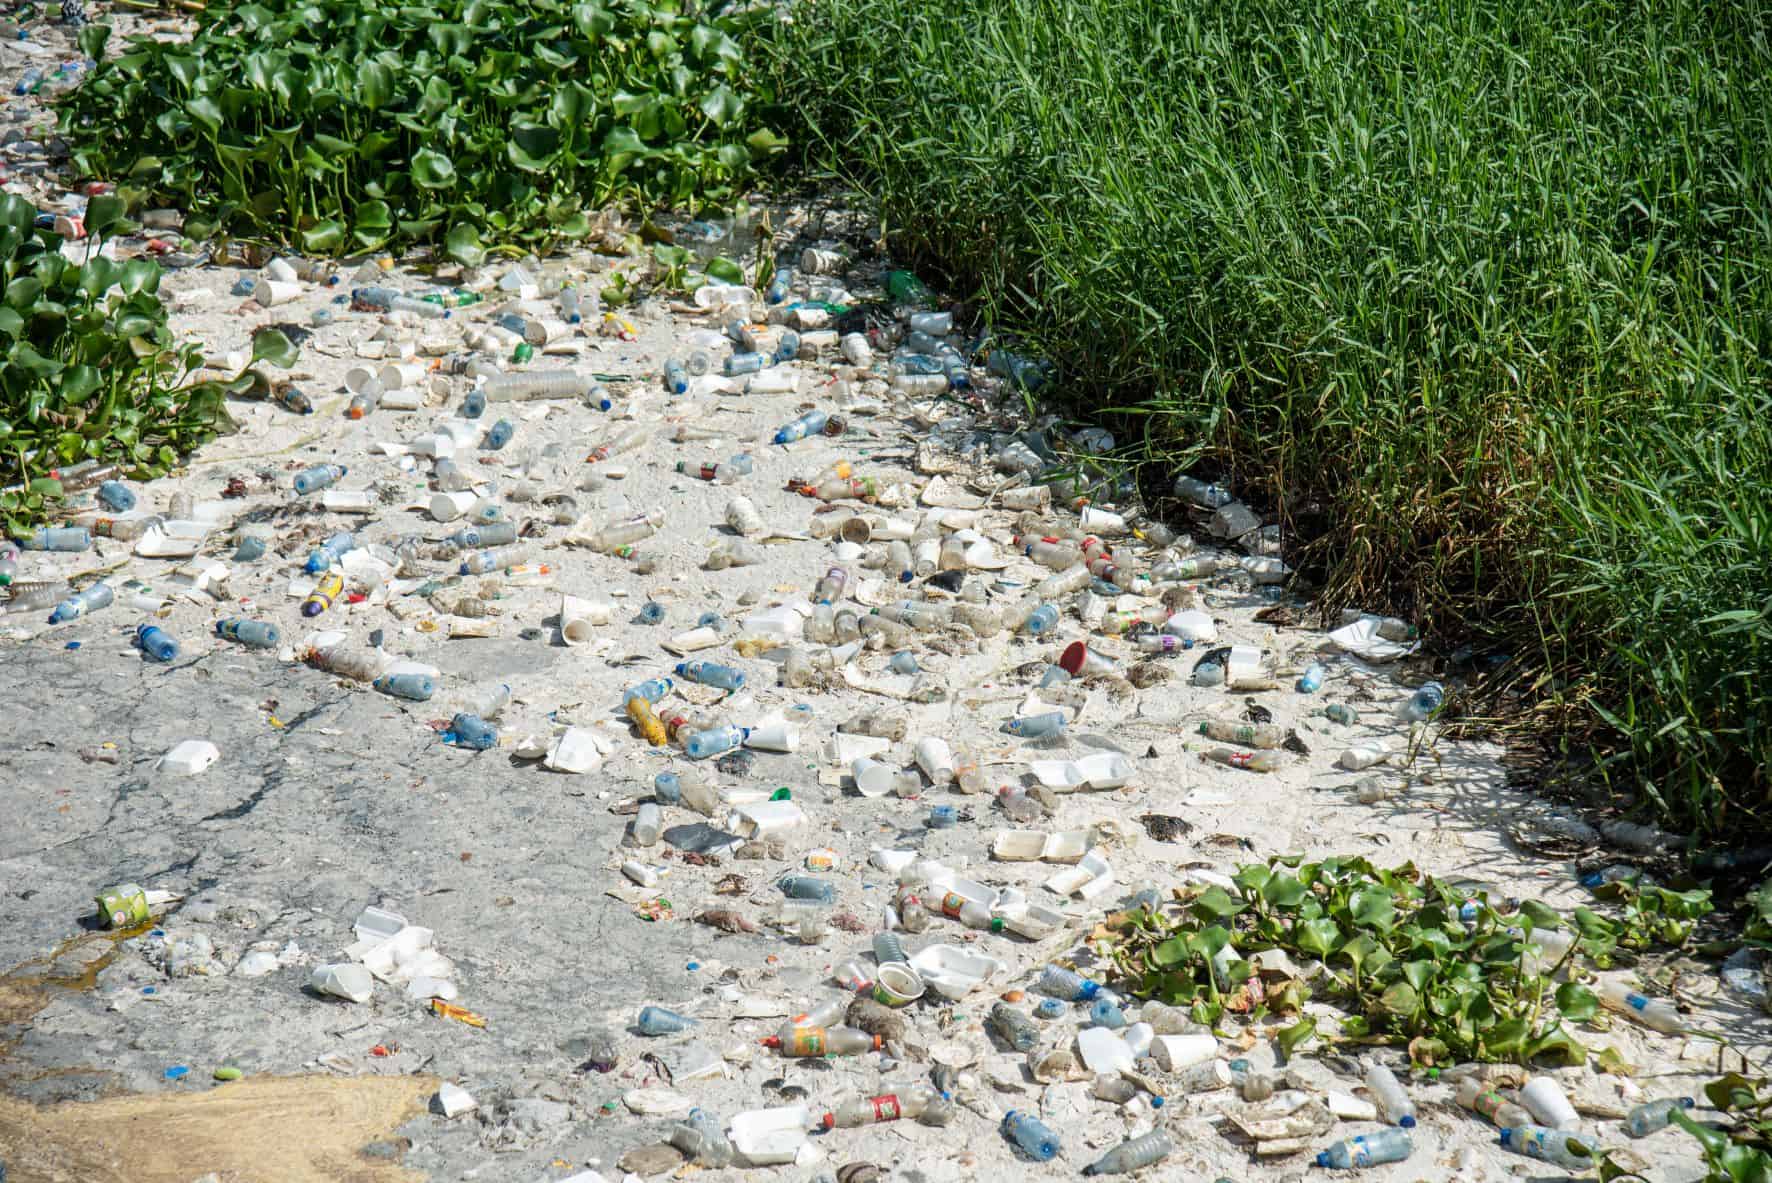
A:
1519;900;1563;932
1261;873;1309;908
1349;887;1397;932
250;328;298;369
1152;937;1189;967
84;194;128;239
1378;980;1418;1016
1295;918;1341;958
706;256;743;285
411;148;457;190
302;220;346;253
444;223;485;267
359;61;395;110
1191;886;1244;922
1275;1017;1316;1058
1555;982;1599;1022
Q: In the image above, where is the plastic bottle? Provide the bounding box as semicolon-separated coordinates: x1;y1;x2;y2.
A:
0;540;18;586
724;351;765;376
930;890;1002;931
663;358;689;394
705;540;765;570
1497;1125;1596;1170
587;510;663;553
95;480;135;512
135;622;178;662
1401;681;1445;721
768;266;795;303
1297;662;1326;693
302;572;344;617
686;724;748;761
373;672;435;701
459;388;486;419
1364;1061;1417;1128
1204;747;1284;773
992;1002;1048;1049
1595;980;1685;1032
631;802;662;846
773;408;828;445
1021;603;1060;635
483;370;586;402
1036;965;1102;1002
1198;720;1286;748
769;1026;881;1057
1319;703;1358;725
483;419;514;450
19;526;91;551
774;330;801;364
842;711;908;741
678;454;753;483
48;582;113;623
1001;1110;1061;1161
214;618;279;649
446;713;498;751
352;286;446;318
1083;1129;1174;1176
670;1107;734;1166
586;425;650;463
1089;998;1128;1029
1626;1097;1695;1137
1173;475;1234;509
1018;535;1082;570
450;522;518;549
626;696;668;746
779;875;837;903
812;566;849;605
458;545;531;575
823;1084;940;1128
1316;1129;1413;1169
636;1006;696;1036
293;464;346;495
1456;1077;1534;1128
304;531;356;574
1139;1001;1203;1034
1005;711;1067;738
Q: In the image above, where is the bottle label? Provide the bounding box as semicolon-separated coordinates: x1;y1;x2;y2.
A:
787;1029;826;1056
870;1095;901;1122
1227;751;1253;768
1348;1136;1374;1167
938;892;966;918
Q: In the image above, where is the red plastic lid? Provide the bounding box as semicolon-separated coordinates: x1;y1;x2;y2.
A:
1059;641;1089;675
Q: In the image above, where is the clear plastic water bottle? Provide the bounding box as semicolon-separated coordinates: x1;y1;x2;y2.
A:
766;266;794;304
624;677;673;705
1497;1125;1596;1170
653;772;682;805
1024;603;1060;634
1036;965;1102;1001
633;803;662;846
686;725;748;760
483;419;514;450
293;464;346;495
19;526;91;551
1364;1060;1417;1127
461;389;486;418
1316;1129;1413;1168
725;351;765;376
1173;475;1233;509
636;1005;696;1036
1626;1096;1694;1137
1401;681;1445;721
1084;1129;1174;1176
215;618;279;649
446;713;498;750
778;875;836;903
373;672;434;701
450;521;517;549
1001;1110;1061;1161
675;661;746;691
773;330;801;363
773;408;829;444
135;622;178;662
663;358;689;394
1005;711;1066;738
304;531;356;574
670;1107;734;1165
48;582;113;623
1297;662;1326;693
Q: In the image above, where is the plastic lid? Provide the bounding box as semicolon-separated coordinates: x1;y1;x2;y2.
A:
1399;1115;1417;1128
1058;640;1089;675
1315;1153;1332;1167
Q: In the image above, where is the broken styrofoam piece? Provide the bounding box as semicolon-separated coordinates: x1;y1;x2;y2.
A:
1164;608;1217;643
308;963;374;1003
1328;615;1418;663
437;1081;477;1118
1044;851;1113;899
990;829;1093;863
158;740;220;775
354;905;408;944
1076;1026;1135;1074
869;847;918;875
1028;752;1134;792
134;525;205;558
729;1105;811;1166
999;901;1072;941
727;800;805;838
908;944;1007;1000
544;727;607;773
360;925;453;985
406;976;457;1002
829;732;892;764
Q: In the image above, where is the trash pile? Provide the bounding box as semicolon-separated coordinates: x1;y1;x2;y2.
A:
3;167;1726;1176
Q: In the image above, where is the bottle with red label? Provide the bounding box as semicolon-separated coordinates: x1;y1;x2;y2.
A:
823;1084;942;1127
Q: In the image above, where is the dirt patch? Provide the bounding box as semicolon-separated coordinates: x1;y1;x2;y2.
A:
0;1074;436;1183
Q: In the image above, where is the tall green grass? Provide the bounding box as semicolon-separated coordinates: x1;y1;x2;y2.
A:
768;0;1772;839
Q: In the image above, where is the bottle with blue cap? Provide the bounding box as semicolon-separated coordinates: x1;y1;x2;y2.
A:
293;464;346;495
445;713;498;750
685;724;747;760
1036;964;1102;1001
48;582;112;623
623;677;673;705
675;661;745;691
215;618;279;649
1316;1129;1413;1168
374;672;435;701
304;531;356;574
134;622;178;662
773;408;828;444
1363;1060;1417;1127
1001;1110;1061;1161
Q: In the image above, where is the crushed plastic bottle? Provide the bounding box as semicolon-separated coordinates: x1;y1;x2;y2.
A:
670;1107;735;1166
445;713;498;751
823;1084;942;1128
304;531;356;574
